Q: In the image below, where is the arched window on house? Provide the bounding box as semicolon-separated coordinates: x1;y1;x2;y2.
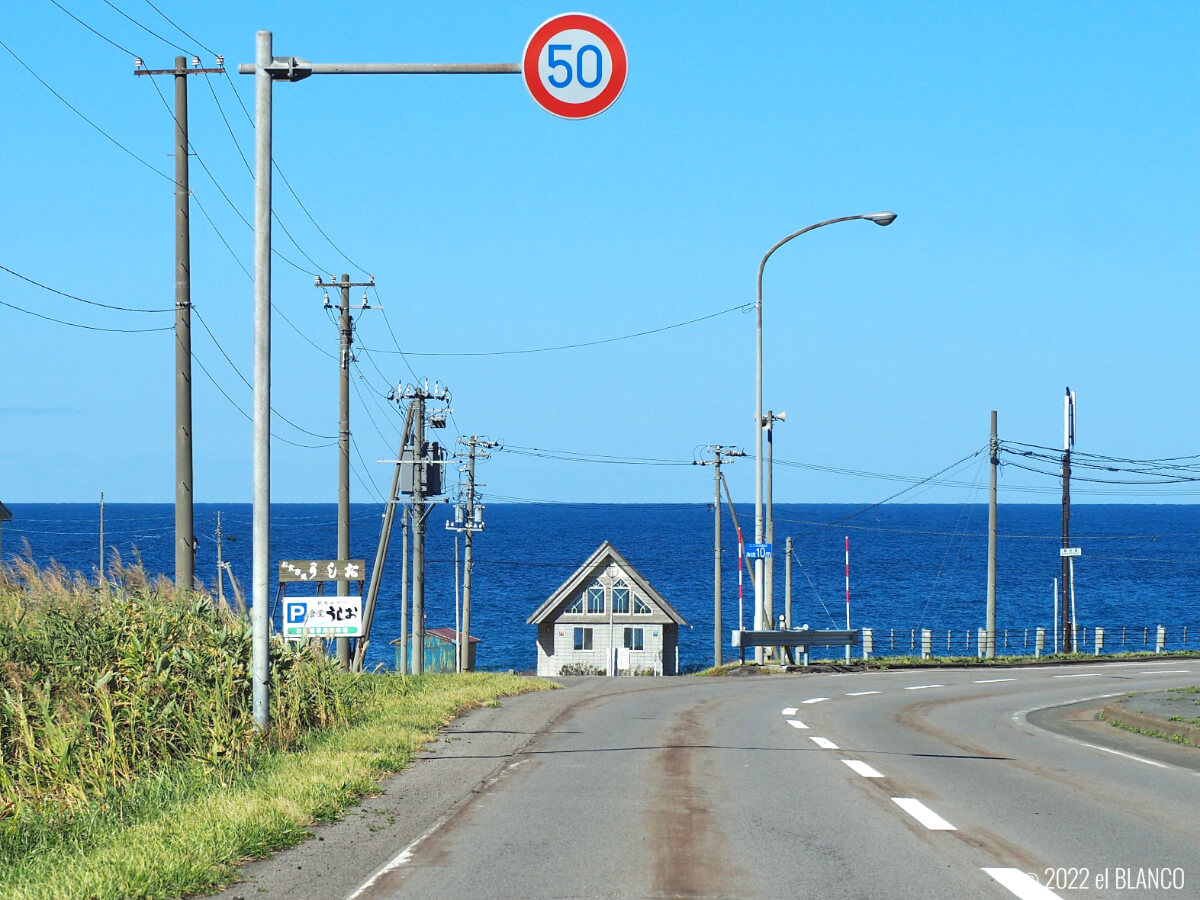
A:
612;580;630;614
586;580;605;614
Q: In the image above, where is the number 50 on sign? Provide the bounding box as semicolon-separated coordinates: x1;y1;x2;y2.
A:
523;13;627;119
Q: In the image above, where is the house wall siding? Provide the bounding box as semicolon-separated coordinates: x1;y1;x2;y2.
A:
533;556;681;676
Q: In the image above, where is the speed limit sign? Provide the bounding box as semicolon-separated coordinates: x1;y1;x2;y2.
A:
523;13;627;119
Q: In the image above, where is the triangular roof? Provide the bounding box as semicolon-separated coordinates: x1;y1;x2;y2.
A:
0;501;10;523
526;541;687;626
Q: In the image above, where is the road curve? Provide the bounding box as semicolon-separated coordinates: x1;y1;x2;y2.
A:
212;662;1199;900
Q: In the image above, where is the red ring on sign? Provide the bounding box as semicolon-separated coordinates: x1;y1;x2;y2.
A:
523;13;627;119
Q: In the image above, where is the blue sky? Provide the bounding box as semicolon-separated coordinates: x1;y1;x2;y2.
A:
2;1;1197;505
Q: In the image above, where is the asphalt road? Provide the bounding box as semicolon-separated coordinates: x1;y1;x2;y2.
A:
213;662;1199;900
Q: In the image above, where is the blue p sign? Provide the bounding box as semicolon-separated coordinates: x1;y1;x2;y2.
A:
286;601;307;624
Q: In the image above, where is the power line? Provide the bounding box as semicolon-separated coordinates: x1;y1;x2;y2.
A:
0;296;172;333
0;37;174;184
140;0;217;56
102;0;190;54
360;302;753;358
0;263;170;313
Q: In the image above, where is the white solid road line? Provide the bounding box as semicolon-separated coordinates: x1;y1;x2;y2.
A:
982;867;1064;899
841;759;884;778
787;719;809;729
904;684;944;691
809;736;839;749
974;677;1016;683
891;797;956;830
845;690;880;696
801;697;829;704
781;707;798;716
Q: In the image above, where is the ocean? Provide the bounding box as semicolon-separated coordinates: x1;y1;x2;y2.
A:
3;502;1197;671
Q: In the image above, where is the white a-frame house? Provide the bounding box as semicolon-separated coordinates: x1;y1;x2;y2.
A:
527;541;687;676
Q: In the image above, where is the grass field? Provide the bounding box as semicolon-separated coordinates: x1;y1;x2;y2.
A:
0;556;550;900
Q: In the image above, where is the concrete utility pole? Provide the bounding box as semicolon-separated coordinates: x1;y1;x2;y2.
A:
784;536;793;630
447;436;499;672
135;55;225;592
411;392;426;674
315;274;375;669
764;410;785;640
986;410;998;658
695;445;745;667
393;382;450;675
99;491;105;577
1061;388;1076;652
356;403;414;673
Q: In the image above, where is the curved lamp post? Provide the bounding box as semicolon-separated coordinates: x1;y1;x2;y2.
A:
753;211;896;661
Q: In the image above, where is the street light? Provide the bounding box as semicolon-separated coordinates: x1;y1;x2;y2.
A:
753;212;896;662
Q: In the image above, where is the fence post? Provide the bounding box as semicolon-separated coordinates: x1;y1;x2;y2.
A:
862;627;873;660
1035;627;1045;659
1156;625;1166;654
977;629;987;659
921;629;932;660
1094;626;1104;656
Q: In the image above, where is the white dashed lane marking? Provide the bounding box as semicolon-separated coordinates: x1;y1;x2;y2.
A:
842;759;884;778
786;719;809;729
781;707;798;716
845;690;880;696
891;797;956;830
809;737;838;749
904;684;944;691
801;697;829;704
974;677;1016;684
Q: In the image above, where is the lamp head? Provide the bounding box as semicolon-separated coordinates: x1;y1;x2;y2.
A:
863;211;897;226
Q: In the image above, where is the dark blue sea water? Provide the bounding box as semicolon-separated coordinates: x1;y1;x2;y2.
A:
3;503;1197;670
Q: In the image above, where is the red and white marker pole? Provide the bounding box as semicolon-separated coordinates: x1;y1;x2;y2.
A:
844;536;851;664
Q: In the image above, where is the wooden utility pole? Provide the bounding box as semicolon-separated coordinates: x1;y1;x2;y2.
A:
986;410;998;658
695;445;744;667
315;275;374;669
135;55;225;592
1061;388;1076;652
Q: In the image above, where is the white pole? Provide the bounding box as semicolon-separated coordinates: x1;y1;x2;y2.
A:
608;588;615;677
1053;577;1059;654
845;536;851;664
454;534;460;673
250;29;273;731
1069;556;1077;652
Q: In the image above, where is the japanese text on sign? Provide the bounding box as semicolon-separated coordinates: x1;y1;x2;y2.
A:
278;559;365;582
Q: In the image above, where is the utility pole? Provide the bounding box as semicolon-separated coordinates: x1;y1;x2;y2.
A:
764;411;785;644
785;536;793;630
356;403;414;673
1061;387;1076;652
135;55;225;592
216;511;225;609
315;274;375;669
447;436;499;672
694;445;745;667
986;410;998;658
393;382;450;674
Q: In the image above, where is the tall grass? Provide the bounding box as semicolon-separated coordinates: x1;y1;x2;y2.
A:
0;553;356;823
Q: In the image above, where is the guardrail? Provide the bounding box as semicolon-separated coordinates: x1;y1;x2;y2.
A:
847;624;1196;660
734;624;1199;664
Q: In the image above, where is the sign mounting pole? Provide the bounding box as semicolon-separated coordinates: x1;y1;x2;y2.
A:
240;15;625;730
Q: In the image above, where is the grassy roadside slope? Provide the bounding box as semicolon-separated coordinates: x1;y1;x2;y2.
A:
0;672;550;900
